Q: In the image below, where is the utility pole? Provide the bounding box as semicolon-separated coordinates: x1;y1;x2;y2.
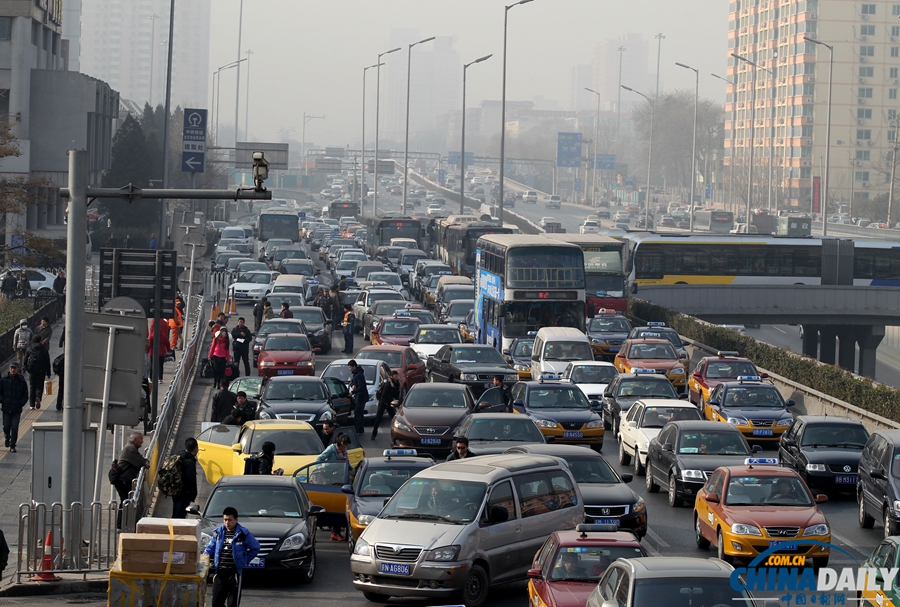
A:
889;115;900;226
849;155;855;222
615;46;625;165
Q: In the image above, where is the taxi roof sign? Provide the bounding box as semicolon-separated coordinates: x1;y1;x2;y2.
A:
631;368;656;374
540;372;563;381
404;303;423;309
384;449;417;458
642;332;661;337
744;457;779;466
646;322;666;327
595;308;617;316
527;331;539;336
717;351;740;357
392;312;412;318
439;271;453;275
737;375;762;382
308;280;319;285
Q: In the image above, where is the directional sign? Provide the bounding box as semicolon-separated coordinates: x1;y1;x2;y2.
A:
594;154;616;170
574;178;583;193
557;132;583;168
438;169;446;184
448;151;474;166
705;184;713;200
182;108;207;174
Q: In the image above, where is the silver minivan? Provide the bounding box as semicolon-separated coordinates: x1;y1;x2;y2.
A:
350;454;583;607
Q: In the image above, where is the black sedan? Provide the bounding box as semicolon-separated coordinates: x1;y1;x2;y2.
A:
454;413;547;455
779;415;869;493
601;373;682;438
192;475;322;580
505;443;647;539
291;306;334;354
644;420;761;508
257;376;352;425
390;383;477;455
425;343;518;397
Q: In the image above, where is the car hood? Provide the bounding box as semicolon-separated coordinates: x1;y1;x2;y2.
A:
231;281;273;290
379;335;414;346
305;323;326;333
545;581;597;605
526;408;598;423
579;482;637;506
361;518;463;549
510;356;532;366
201;517;309;542
635;428;663;445
453;364;511;374
675;453;752;470
443;315;467;325
574;383;610;400
259;351;314;363
728;507;825;529
400;407;470;427
467;439;540;454
355;496;392;518
613;397;641;412
537;361;570;374
589;332;629;342
801;446;865;467
413;345;444;358
623;359;681;371
262;399;329;413
719;406;790;420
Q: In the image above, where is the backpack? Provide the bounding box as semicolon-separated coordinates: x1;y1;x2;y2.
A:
156;454;184;496
243;455;261;475
52;354;64;376
26;350;43;375
108;459;125;485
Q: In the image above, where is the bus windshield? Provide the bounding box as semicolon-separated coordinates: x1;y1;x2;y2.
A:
259;214;299;242
507;247;584;289
585;274;624;297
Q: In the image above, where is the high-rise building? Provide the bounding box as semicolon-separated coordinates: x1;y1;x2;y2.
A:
724;0;900;209
570;64;593;111
76;0;210;110
593;34;651;113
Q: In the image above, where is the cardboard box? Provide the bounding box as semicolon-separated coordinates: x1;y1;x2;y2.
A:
108;557;208;607
136;517;201;543
118;533;200;575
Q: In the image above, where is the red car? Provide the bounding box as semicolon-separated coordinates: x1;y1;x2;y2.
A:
687;352;764;407
256;333;317;378
527;525;647;607
354;345;426;395
369;314;421;346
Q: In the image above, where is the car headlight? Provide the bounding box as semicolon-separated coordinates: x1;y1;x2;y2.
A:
313;329;325;336
259;410;272;420
681;469;705;481
299;361;314;366
320;410;333;421
259;361;275;367
591;338;607;345
281;532;306;550
776;419;792;427
200;532;212;552
461;373;478;381
803;524;829;537
393;418;411;432
353;538;372;558
632;497;646;513
586;421;602;429
514;364;531;372
358;514;376;526
805;463;827;472
536;419;558;429
669;368;684;375
726;416;749;425
731;523;762;536
505;374;518;382
424;545;460;562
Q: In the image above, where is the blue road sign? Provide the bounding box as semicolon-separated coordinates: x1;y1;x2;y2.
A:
299;212;307;220
694;194;702;203
448;151;473;166
557;132;582;168
182;108;207;173
438;169;446;183
574;178;583;193
593;154;616;170
705;184;712;200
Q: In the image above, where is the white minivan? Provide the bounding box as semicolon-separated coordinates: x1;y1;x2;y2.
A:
530;327;594;380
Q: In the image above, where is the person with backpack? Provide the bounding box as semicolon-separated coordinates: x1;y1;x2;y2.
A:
114;431;150;527
25;335;50;409
13;320;31;370
208;325;231;388
0;362;28;452
203;506;260;607
252;298;267;332
165;437;198;519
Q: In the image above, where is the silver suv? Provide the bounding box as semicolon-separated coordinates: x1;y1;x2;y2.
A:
350;454;583;607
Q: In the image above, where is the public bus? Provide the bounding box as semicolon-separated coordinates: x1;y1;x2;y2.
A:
623;232;900;287
329;200;361;220
548;234;626;315
693;210;734;233
258;209;300;244
435;218;512;277
475;234;586;351
364;215;422;256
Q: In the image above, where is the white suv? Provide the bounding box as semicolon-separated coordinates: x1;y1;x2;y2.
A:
523;190;538;204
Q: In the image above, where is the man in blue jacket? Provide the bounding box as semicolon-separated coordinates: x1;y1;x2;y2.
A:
203;506;260;607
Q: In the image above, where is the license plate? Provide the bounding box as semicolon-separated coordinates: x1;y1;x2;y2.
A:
768;542;797;551
277;369;294;375
608;347;620;353
835;475;857;484
594;518;618;525
752;429;773;436
562;431;584;438
235;293;248;298
246;557;265;568
420;437;441;445
379;562;410;576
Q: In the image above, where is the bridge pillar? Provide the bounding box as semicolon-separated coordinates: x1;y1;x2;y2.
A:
801;325;819;358
837;329;857;372
818;327;838;365
857;326;885;379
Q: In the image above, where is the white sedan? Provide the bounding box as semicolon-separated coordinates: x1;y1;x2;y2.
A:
229;270;281;302
580;221;600;234
561;361;619;402
539;217;556;228
617;399;701;475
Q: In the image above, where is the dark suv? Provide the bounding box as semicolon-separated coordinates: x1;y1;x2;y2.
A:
857;429;900;535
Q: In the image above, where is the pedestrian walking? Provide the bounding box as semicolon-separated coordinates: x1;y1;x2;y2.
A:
53;333;64;411
348;359;367;434
148;233;158;250
1;272;15;300
25;335;50;409
341;304;355;354
252;298;267;332
211;380;237;423
208;326;231;387
16;273;30;299
52;271;65;295
148;318;170;382
262;301;274;322
0;362;28;452
203;507;260;607
114;431;150;527
371;370;400;440
13;320;32;370
105;233;119;248
35;317;52;347
231;318;252;376
123;235;134;249
170;438;199;519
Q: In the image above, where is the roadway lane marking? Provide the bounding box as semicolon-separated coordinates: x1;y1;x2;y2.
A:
774;326;787;334
645;527;671;553
829;530;872;561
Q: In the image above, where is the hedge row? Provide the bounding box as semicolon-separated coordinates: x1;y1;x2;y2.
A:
628;298;900;424
0;299;41;334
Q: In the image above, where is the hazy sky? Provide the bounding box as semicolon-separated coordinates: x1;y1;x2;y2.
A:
208;0;728;149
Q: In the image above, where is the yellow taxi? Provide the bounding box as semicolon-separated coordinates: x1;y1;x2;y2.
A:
195;420;364;485
687;352;762;408
693;459;830;567
613;338;686;392
702;377;795;443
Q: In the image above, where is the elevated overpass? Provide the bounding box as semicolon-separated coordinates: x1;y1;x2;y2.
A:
635;284;900;378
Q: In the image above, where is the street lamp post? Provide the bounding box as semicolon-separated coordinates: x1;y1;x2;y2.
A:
676;62;699;232
302;112;325;179
402;36;435;216
214;59;246;142
360;63;383;214
711;73;736;212
615;46;625;165
234;0;244;145
586;88;601;205
147;14;159;105
498;0;535;226
461;54;493;214
804;36;834;237
622;85;654;222
244;49;253;139
374;47;402;218
732;52;760;230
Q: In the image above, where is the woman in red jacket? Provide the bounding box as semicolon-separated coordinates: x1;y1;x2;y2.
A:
207;325;231;387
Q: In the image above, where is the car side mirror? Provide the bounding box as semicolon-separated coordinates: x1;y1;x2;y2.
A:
590;400;602;411
309;505;325;516
662;443;673;452
631;283;638;295
513;399;524;409
781;437;796;447
626;420;637;428
707;399;720;408
706;493;720;504
502;349;511;356
543;436;555;443
186;504;201;516
341;484;354;495
751;445;763;453
324;320;333;325
815;494;828;504
759;372;768;379
409;339;416;345
527;568;542;579
872;468;887;480
678;393;689;400
489;505;509;524
691;371;701;378
232;443;243;453
620;473;633;484
313;348;322;354
785;399;795;407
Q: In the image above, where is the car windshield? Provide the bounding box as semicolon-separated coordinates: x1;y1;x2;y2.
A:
800;424;868;448
542;341;593;361
248;428;323;455
448;301;475;315
401;253;427;266
264;381;327;401
637;329;682;350
677;431;750;455
642;406;701;428
569;365;617;384
381;479;486;524
283;263;314;276
264;336;311;351
563;456;620;484
370;292;405;306
381;320;419;336
629;343;678;360
359;468;419;498
466;418;543;442
527;387;590;409
237;272;272;284
512;339;534;357
205;487;303;519
549;545;643;581
724;475;813;506
450;347;508;365
442;288;475;301
416;328;461;344
427;275;444;288
705;361;758;379
258;321;302;337
324;364;378;385
722;387;784;408
616;380;677;399
404;388;468;408
407;310;436;324
632;578;755;606
372;301;406;315
588;317;631;333
357;350;403;368
294;311;325;325
337;260;360;271
369;273;401;286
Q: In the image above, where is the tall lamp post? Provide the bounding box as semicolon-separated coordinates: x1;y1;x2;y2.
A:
360;62;383;214
244;49;253;138
374;47;402;217
302;112;325;179
585;88;602;205
402;37;435;215
234;0;244;144
711;72;736;212
498;0;535;225
615;46;625;164
214;59;246;142
622;85;654;221
676;62;699;232
732;52;760;229
147;14;159;105
461;54;493;214
804;36;834;236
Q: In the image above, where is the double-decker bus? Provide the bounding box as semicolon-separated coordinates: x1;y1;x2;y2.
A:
435;218;512;277
475;234;586;350
329;200;360;220
364;215;421;256
258;209;300;244
693;210;734;233
623;232;900;287
548;234;626;315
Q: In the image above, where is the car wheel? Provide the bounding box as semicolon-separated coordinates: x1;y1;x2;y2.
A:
602;413;611;431
716;529;733;564
668;474;684;507
646;467;660;493
633;447;645;476
885;508;900;538
428;373;435;383
362;591;391;603
348;535;355;555
695;512;710;549
321;340;331;355
619;441;632;465
813;556;829;571
591;442;603;453
859;492;875;528
459;564;489;607
299;547;315;584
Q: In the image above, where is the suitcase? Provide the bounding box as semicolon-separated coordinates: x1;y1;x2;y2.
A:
200;358;214;379
224;361;240;380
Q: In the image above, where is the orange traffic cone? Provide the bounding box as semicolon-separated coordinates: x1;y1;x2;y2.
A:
30;530;61;581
